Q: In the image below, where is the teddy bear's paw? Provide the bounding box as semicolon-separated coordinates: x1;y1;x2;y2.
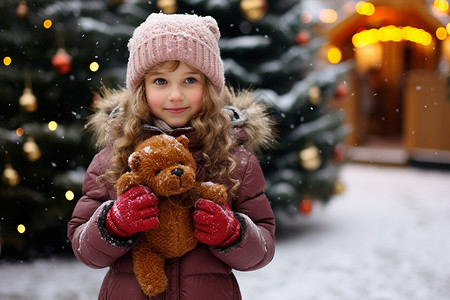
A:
200;182;227;204
114;172;138;196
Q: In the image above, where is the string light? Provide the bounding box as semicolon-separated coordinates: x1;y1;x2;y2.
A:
352;26;432;48
434;0;449;12
65;190;75;201
89;62;99;72
48;121;58;131
16;128;24;137
17;224;26;234
356;1;375;16
43;19;52;29
3;56;12;66
319;9;338;23
436;27;448;40
328;46;342;64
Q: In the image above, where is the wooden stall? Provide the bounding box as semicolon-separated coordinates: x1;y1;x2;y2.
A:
325;0;450;165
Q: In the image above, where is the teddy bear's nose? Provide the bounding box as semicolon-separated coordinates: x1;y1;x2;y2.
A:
171;168;184;178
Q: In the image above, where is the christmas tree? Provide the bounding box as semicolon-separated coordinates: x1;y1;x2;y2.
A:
0;0;349;259
198;0;351;219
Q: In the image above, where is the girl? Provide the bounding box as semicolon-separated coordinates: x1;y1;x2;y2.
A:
68;13;276;300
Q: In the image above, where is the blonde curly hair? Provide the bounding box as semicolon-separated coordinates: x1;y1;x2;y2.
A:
89;61;238;191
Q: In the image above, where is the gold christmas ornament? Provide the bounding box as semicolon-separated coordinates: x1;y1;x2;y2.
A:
16;1;29;19
308;85;321;105
334;181;345;195
2;164;20;187
23;137;41;162
157;0;177;14
240;0;267;21
299;145;322;171
19;87;37;113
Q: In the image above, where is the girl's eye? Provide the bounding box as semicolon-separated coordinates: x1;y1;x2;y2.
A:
185;77;197;84
154;78;166;85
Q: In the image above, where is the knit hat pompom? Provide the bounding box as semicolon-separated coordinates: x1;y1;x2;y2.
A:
126;13;225;95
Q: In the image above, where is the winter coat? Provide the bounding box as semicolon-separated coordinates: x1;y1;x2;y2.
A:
67;89;276;300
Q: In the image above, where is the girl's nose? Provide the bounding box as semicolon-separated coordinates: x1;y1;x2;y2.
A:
168;86;183;102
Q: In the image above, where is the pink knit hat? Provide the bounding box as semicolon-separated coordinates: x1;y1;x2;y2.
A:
126;13;225;95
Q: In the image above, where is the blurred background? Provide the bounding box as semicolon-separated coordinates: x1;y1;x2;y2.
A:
0;0;449;264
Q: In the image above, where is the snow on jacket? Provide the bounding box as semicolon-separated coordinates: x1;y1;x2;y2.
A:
67;89;276;300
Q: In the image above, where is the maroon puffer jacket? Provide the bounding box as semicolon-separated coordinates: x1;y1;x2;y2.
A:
67;128;276;300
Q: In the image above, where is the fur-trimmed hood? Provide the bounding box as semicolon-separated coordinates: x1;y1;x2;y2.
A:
220;89;276;155
87;88;276;155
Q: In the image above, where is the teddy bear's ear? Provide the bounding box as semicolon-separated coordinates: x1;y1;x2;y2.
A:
128;151;140;172
176;135;190;149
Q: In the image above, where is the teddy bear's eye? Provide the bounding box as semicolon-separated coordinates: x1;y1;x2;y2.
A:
179;161;184;166
155;170;162;175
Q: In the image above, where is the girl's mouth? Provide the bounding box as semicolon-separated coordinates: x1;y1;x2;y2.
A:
165;107;188;114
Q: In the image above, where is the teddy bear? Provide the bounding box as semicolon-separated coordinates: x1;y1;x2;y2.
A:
114;134;227;296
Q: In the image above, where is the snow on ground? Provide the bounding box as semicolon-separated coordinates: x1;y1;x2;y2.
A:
236;164;450;300
1;163;450;300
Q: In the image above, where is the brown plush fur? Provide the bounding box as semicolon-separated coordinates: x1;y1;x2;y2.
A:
114;134;227;296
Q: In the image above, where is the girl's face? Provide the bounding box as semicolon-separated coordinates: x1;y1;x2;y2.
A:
144;61;204;128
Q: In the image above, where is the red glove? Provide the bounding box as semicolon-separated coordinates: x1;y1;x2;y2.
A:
106;186;159;237
193;199;241;248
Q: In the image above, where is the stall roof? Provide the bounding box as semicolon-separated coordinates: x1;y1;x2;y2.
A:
325;0;447;45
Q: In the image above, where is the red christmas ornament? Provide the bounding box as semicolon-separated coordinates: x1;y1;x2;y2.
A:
333;144;346;162
296;30;310;45
336;82;348;98
299;198;312;215
52;48;72;75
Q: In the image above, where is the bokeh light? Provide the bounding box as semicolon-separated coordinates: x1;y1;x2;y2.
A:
43;19;52;29
320;9;338;23
436;27;448;40
3;56;12;66
356;1;375;16
48;121;58;131
353;26;432;48
17;224;26;234
434;0;449;12
89;61;99;72
65;190;75;201
16;128;24;137
328;46;342;64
